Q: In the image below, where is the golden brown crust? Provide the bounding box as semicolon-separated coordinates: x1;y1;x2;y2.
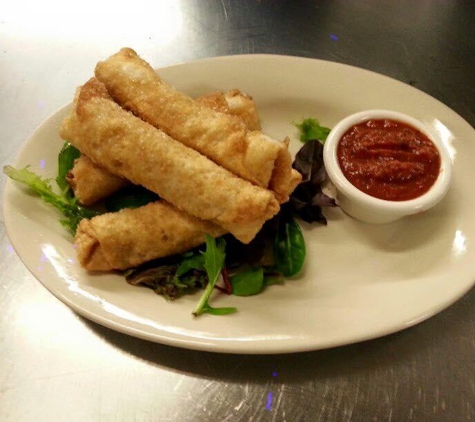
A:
60;78;279;243
75;201;227;271
224;89;261;131
67;156;129;205
196;91;230;114
68;88;261;206
75;218;111;271
269;137;303;202
75;78;111;120
94;48;296;199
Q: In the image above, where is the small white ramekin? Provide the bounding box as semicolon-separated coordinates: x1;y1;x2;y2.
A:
323;110;452;224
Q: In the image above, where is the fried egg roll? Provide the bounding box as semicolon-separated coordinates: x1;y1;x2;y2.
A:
60;78;279;243
67;155;130;205
70;89;262;206
95;48;300;202
196;89;261;131
76;201;226;271
195;91;230;115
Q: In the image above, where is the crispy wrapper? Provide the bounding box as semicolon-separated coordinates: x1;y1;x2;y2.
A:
223;89;261;131
195;91;230;115
95;48;300;202
60;78;279;243
68;89;263;206
76;201;226;271
67;155;129;205
197;90;261;131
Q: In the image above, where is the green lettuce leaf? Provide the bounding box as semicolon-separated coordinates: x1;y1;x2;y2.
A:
274;215;306;277
230;267;264;296
294;118;331;143
192;235;237;316
4;165;99;234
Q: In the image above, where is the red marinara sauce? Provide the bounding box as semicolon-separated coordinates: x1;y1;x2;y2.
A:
337;119;441;201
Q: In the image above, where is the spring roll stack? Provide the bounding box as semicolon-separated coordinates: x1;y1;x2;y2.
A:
95;48;301;203
69;89;261;205
60;49;301;271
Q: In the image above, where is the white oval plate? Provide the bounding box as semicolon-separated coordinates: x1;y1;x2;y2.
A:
4;55;474;354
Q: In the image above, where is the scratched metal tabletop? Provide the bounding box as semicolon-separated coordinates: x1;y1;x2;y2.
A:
2;1;475;421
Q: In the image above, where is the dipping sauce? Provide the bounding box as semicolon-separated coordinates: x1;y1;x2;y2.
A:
337;119;441;201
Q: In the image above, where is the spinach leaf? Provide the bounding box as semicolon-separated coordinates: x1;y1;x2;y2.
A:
274;215;306;277
230;267;264;296
224;228;270;269
104;185;159;212
193;235;237;316
294;118;331;143
56;142;81;197
175;251;205;277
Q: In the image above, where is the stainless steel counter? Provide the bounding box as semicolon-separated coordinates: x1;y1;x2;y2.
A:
2;1;475;420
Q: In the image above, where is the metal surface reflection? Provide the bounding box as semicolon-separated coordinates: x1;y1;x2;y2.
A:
3;1;184;45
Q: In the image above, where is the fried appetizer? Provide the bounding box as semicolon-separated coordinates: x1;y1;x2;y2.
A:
70;90;262;206
195;91;230;115
67;155;129;205
95;48;300;202
76;201;226;271
197;89;261;131
60;78;279;243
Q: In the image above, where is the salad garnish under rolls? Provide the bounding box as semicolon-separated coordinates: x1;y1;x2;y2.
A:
60;78;279;244
95;47;301;203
